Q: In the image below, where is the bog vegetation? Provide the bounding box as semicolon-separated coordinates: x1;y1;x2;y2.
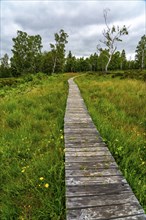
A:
0;73;77;219
76;73;146;211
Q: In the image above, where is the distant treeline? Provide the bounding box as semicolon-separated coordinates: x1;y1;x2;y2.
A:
0;30;146;78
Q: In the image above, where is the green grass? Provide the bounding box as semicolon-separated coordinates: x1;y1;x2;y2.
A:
0;72;77;219
76;73;146;211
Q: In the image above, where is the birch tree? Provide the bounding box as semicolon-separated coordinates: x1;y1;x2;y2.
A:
50;29;68;73
135;35;146;69
98;9;128;72
11;30;42;75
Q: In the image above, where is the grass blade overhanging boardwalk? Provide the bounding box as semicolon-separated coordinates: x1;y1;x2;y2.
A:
64;77;146;220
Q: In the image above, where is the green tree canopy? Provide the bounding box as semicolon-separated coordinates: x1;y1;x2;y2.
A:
0;53;11;77
89;53;98;71
50;29;68;73
11;30;42;76
97;49;109;71
1;53;9;68
65;51;77;72
120;49;127;70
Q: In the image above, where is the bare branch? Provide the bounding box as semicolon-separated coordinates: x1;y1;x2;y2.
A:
98;8;128;72
103;8;110;31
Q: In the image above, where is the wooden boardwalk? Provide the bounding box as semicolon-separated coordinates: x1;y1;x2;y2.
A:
64;77;146;220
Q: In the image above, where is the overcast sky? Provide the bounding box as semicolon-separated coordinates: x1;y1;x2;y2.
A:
1;0;146;60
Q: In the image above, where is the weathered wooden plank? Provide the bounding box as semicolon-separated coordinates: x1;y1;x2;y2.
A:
66;111;89;115
64;129;99;134
65;109;86;112
65;155;115;162
65;112;88;115
65;124;96;129
66;107;86;109
65;138;104;144
65;168;122;177
65;127;98;131
64;131;100;137
65;151;111;157
64;132;100;136
65;138;103;143
65;135;101;140
65;162;117;170
66;175;127;186
112;215;146;220
64;119;93;123
65;120;95;123
66;183;132;197
65;115;91;118
65;161;117;171
67;205;145;220
66;102;85;104
66;193;138;209
65;147;108;152
65;142;107;148
64;127;96;130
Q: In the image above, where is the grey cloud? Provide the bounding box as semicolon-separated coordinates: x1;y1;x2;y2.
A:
1;0;146;60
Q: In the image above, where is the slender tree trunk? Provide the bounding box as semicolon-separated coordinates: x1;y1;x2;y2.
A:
120;61;123;70
141;50;144;69
105;54;112;72
52;56;57;74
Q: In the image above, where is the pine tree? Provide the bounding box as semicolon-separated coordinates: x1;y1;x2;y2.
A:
120;49;127;70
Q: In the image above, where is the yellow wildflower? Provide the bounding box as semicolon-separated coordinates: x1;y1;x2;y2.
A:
60;135;63;139
44;183;49;188
39;177;44;181
21;169;25;173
